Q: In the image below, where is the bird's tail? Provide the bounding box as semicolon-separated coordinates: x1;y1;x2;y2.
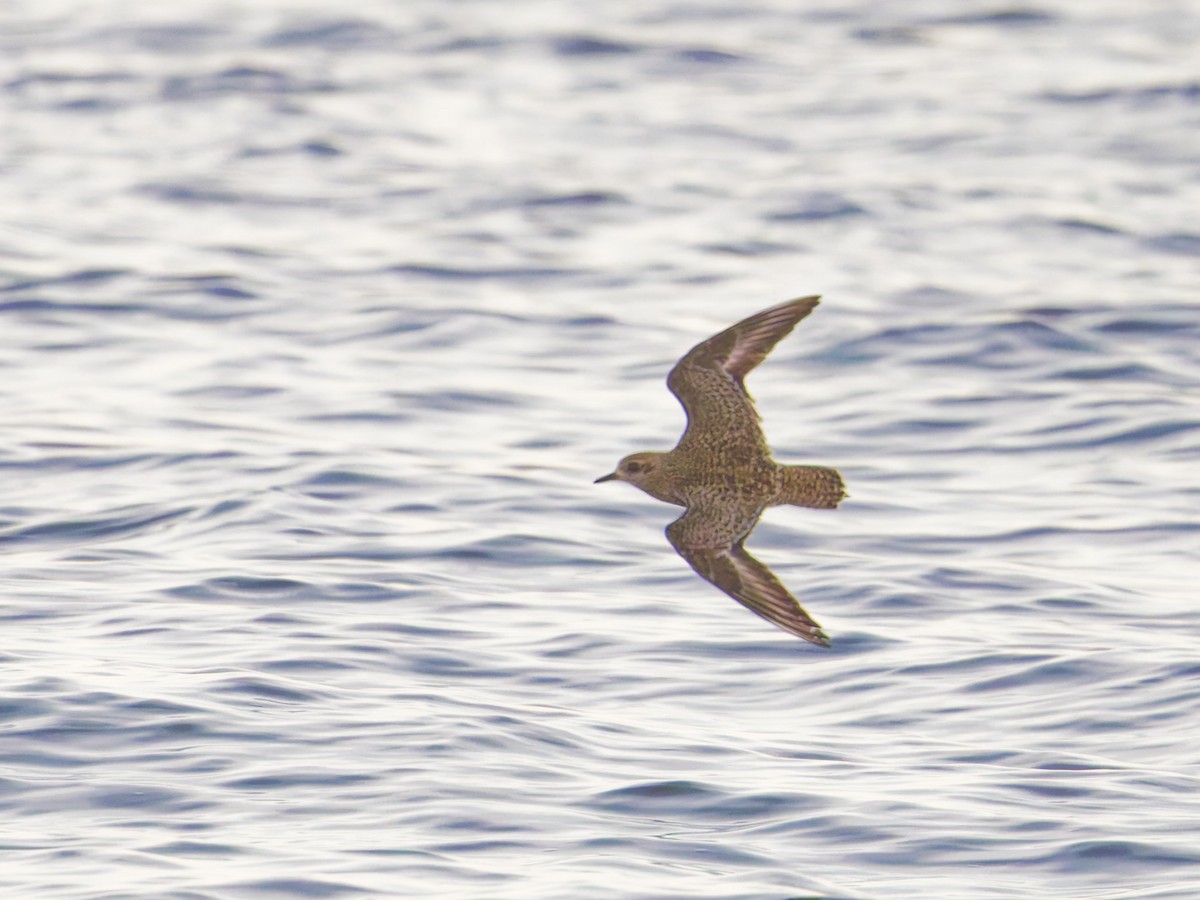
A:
777;465;845;509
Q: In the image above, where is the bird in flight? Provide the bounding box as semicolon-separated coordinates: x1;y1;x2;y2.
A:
595;296;844;646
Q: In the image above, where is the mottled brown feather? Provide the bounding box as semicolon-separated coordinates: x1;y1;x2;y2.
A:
596;296;845;646
666;505;830;647
668;296;819;457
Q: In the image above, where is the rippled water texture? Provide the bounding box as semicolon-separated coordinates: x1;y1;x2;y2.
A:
2;1;1199;898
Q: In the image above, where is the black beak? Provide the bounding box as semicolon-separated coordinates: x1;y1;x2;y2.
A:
594;472;618;483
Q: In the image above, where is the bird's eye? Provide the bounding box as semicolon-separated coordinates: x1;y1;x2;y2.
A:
626;462;641;474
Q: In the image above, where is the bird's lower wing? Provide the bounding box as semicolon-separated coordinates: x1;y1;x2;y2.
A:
667;513;830;647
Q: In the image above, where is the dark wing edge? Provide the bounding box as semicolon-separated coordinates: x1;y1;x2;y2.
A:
718;295;820;383
678;294;820;385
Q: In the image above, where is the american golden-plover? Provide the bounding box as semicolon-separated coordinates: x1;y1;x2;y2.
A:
596;296;844;646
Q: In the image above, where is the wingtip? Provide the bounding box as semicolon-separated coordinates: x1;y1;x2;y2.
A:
789;294;821;307
767;295;821;323
790;622;831;647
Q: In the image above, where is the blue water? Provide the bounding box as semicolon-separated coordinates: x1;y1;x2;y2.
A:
2;1;1199;898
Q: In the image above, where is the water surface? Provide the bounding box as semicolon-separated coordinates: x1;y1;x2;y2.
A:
2;1;1199;898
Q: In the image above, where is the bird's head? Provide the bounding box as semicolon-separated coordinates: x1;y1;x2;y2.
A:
594;451;675;502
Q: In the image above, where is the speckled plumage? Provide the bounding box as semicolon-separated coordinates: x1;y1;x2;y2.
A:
595;296;845;647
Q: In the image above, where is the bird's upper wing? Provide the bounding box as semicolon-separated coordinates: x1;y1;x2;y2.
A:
666;504;830;647
667;296;820;455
